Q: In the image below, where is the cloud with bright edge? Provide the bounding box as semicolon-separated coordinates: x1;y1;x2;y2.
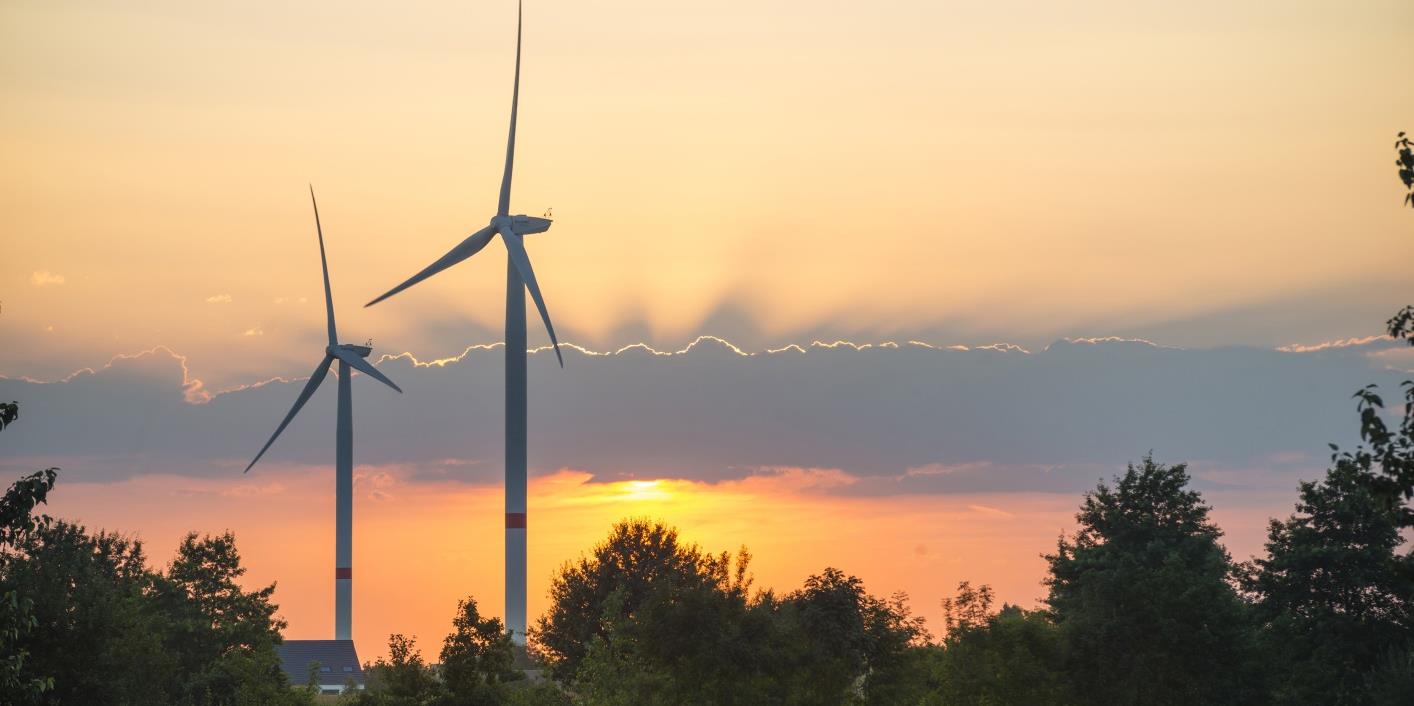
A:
1;335;1407;498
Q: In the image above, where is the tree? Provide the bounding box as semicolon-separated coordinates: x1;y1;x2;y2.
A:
0;471;57;703
557;523;764;704
541;520;929;704
439;596;520;704
159;531;296;704
855;589;933;705
4;520;175;704
535;519;730;681
0;401;58;703
351;634;441;706
2;517;307;704
926;583;1068;706
1242;460;1414;704
939;581;994;635
1396;131;1413;209
1044;457;1260;705
774;568;873;703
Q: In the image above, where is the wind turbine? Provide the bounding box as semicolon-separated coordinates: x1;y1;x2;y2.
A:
246;187;403;641
365;0;558;645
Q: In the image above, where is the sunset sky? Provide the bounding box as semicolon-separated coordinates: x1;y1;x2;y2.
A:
3;0;1413;660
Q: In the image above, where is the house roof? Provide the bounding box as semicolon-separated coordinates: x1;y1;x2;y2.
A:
276;639;366;687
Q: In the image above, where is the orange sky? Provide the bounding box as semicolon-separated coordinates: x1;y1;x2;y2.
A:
42;463;1292;661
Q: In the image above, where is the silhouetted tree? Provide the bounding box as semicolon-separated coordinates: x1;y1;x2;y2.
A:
1386;131;1414;352
535;519;731;681
546;521;928;704
926;583;1069;706
439;596;521;705
2;494;305;705
771;568;876;703
558;523;764;704
1242;460;1414;704
158;531;295;704
5;521;176;703
0;402;57;702
1045;457;1260;705
353;634;441;705
1397;131;1413;209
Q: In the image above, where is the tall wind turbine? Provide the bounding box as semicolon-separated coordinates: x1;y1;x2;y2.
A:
247;187;403;641
365;0;558;645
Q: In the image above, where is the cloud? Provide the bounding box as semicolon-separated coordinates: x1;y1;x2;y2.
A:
966;504;1014;518
29;270;65;287
205;294;233;304
1276;335;1393;353
243;327;264;337
219;481;286;497
1;336;1403;496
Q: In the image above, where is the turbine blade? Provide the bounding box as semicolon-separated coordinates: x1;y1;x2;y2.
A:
333;347;403;394
499;225;563;367
311;185;338;347
365;225;496;307
244;355;334;473
496;0;523;217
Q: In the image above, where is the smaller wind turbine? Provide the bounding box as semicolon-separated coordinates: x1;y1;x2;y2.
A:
246;186;402;641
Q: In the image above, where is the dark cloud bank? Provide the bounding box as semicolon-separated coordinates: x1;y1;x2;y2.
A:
1;337;1408;496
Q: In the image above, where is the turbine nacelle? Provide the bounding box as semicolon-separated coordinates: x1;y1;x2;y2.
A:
330;343;373;359
492;214;552;236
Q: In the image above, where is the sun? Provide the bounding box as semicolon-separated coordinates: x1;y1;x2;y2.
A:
615;479;672;503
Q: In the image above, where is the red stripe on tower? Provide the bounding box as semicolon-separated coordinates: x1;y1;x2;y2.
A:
505;512;527;529
335;567;352;580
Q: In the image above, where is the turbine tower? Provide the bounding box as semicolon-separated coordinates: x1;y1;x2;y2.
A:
366;1;559;645
247;187;403;641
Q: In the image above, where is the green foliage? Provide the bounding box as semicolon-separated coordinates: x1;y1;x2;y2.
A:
1390;306;1414;345
503;681;573;706
4;521;172;703
926;584;1068;705
1365;646;1414;705
348;611;531;706
1242;460;1414;704
439;596;522;704
766;568;931;703
0;402;58;704
939;581;993;635
1045;457;1260;706
353;634;440;705
535;519;734;682
1397;131;1413;208
0;510;307;704
1224;137;1414;703
0;403;60;702
1343;384;1414;531
557;522;767;705
539;520;927;705
160;531;300;705
1241;326;1414;705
